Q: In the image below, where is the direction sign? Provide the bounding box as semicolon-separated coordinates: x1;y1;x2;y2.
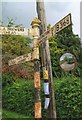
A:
39;13;72;44
0;27;33;36
8;53;33;66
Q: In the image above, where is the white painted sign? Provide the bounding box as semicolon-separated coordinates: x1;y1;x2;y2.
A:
0;27;32;36
39;13;72;44
44;98;50;109
44;83;49;95
8;53;33;66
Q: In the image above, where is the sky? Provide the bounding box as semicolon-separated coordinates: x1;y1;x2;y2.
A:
0;0;81;36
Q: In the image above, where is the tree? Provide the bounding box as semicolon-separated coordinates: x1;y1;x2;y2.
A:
7;18;14;27
0;20;3;27
2;34;34;79
7;18;23;27
49;26;81;78
2;35;32;56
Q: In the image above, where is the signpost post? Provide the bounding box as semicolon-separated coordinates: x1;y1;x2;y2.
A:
8;17;42;118
36;1;72;118
31;17;42;118
36;1;56;119
1;13;72;119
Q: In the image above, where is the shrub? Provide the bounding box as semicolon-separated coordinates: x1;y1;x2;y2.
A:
2;80;34;117
55;75;82;119
2;74;81;119
2;73;16;88
49;26;81;78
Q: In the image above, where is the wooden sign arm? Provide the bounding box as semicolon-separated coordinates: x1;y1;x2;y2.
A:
8;53;33;66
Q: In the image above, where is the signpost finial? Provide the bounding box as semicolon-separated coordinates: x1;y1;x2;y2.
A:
31;17;41;27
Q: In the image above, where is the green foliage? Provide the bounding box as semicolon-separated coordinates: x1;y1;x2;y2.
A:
49;26;81;77
2;35;34;79
47;24;51;30
2;74;81;119
0;20;3;27
55;75;82;119
7;18;14;27
6;18;23;27
3;77;34;117
2;109;29;119
2;35;32;57
2;73;15;88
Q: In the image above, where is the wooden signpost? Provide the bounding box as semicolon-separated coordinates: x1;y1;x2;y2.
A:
8;17;42;119
1;13;72;119
31;17;41;118
39;13;72;44
0;27;32;36
8;53;33;66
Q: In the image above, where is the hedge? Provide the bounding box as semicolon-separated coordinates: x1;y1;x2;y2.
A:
2;79;34;117
2;74;81;119
54;75;82;119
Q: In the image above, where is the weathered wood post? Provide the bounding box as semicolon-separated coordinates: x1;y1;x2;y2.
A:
31;17;42;119
36;0;57;119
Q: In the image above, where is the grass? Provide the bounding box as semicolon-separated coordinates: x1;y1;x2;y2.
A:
2;109;30;119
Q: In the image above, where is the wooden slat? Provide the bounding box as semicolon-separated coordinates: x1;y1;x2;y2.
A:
8;53;33;66
0;27;33;36
39;13;72;44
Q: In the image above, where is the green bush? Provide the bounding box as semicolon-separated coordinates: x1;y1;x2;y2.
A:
2;79;34;118
49;26;81;78
2;73;16;88
55;75;82;119
2;74;81;119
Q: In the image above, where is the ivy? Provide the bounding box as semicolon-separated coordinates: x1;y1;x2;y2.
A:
49;26;81;77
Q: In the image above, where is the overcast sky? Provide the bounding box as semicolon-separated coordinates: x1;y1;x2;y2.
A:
1;0;81;36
